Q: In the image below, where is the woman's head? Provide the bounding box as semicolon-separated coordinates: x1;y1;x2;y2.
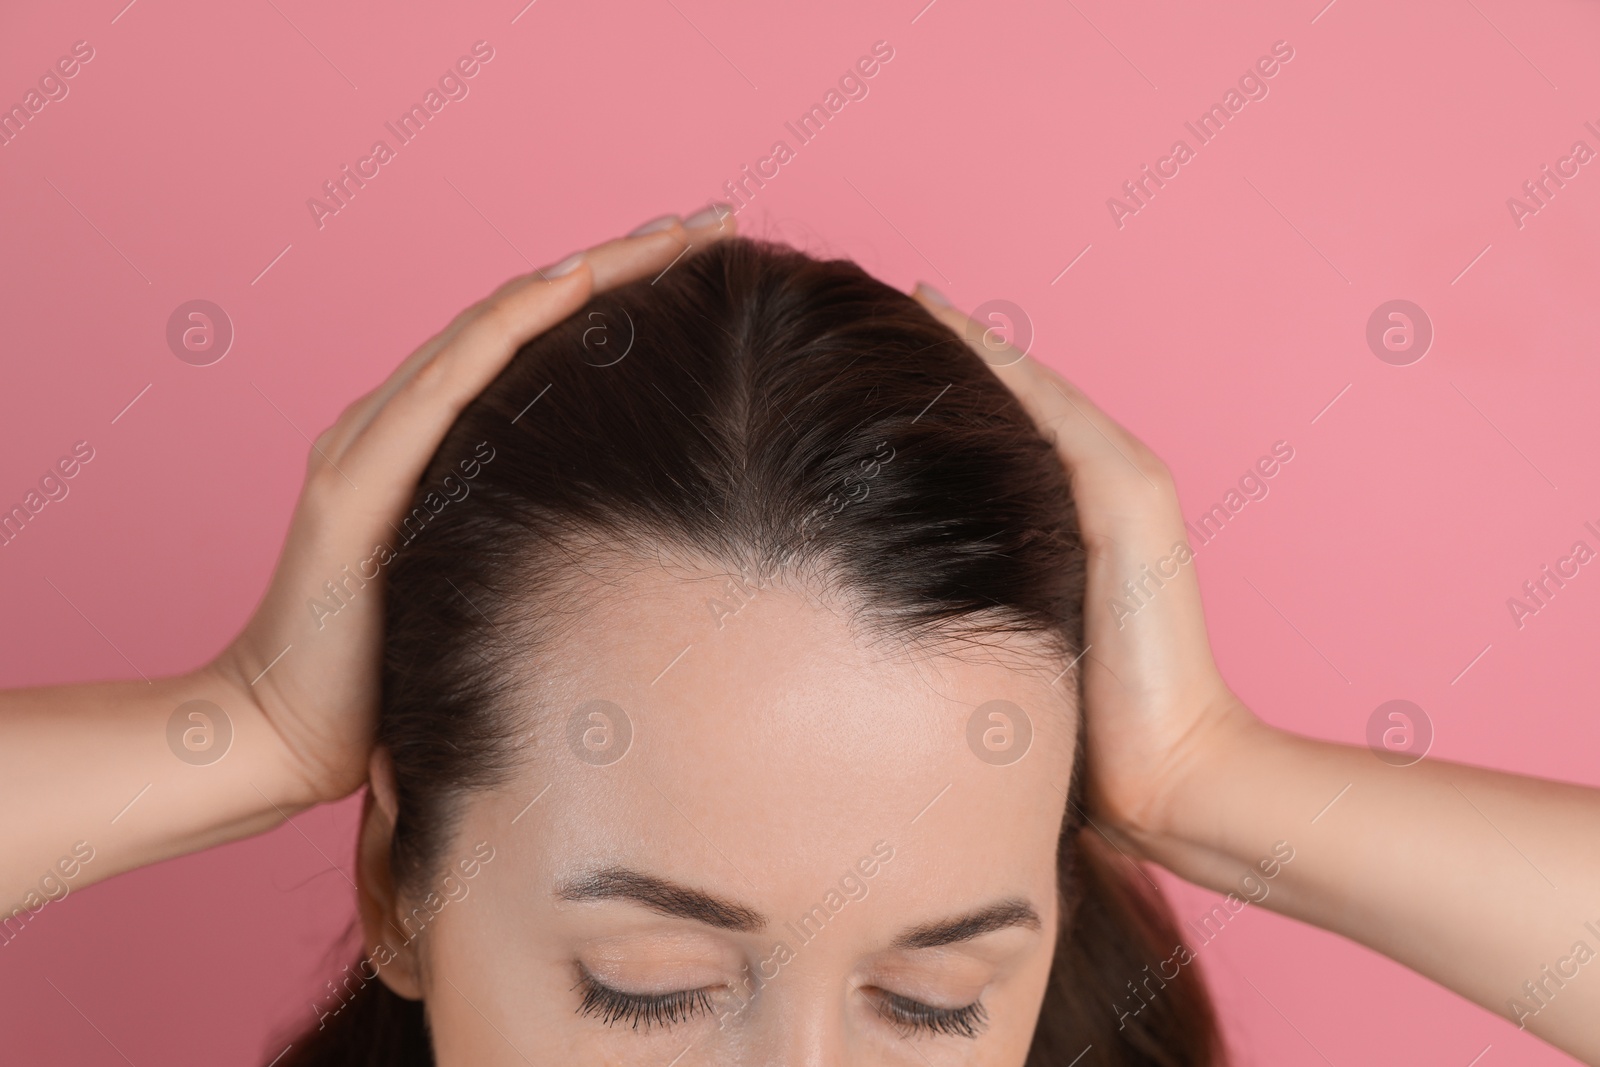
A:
283;238;1219;1065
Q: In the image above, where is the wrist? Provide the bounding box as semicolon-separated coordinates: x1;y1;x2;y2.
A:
1133;692;1283;850
186;657;325;812
1103;701;1300;893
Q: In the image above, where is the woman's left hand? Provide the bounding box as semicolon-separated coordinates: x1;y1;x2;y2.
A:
908;285;1260;848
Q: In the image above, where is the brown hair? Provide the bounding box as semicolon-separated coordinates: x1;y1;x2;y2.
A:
275;237;1223;1066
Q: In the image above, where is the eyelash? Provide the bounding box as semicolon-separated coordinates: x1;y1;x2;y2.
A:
871;990;990;1039
574;970;715;1031
574;969;987;1040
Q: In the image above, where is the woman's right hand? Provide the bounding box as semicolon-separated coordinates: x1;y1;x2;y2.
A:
208;209;739;807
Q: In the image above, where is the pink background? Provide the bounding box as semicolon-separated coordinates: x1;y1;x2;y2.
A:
3;0;1598;1062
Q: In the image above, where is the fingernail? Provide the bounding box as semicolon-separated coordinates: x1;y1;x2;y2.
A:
916;283;951;307
628;214;679;237
684;203;732;229
540;252;584;278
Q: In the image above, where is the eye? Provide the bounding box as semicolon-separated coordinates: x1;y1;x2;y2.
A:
573;967;716;1031
867;989;989;1039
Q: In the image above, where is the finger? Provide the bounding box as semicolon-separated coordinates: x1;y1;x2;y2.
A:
910;286;1170;502
319;266;574;462
325;264;596;521
683;201;739;239
321;207;738;462
908;287;1211;661
584;203;739;290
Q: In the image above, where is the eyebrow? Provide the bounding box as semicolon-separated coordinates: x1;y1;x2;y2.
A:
556;867;765;932
556;867;1040;950
891;899;1043;950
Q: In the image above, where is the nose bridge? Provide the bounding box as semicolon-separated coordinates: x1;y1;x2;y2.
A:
752;971;852;1067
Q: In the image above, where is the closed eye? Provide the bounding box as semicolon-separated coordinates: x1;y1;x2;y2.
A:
866;988;989;1039
573;968;716;1031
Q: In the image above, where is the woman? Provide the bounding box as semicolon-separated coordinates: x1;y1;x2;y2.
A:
2;212;1596;1066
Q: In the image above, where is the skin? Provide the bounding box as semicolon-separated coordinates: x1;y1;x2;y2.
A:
913;289;1600;1060
360;564;1076;1064
1;212;1598;1063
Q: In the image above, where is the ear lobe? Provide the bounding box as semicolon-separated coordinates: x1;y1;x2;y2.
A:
357;748;423;1000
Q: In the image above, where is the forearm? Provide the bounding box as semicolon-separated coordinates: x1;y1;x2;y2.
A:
1130;715;1600;1061
0;665;316;920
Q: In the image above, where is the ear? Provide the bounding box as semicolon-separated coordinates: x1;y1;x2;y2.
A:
358;745;424;1000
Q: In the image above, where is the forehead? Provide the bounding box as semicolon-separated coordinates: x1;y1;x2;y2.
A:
476;559;1077;893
